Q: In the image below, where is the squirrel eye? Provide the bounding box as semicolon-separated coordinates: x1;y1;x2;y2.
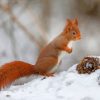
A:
72;31;76;35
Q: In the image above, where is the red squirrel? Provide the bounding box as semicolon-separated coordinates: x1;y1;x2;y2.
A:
0;18;81;90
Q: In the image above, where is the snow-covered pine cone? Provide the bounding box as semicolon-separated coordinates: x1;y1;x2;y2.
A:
77;56;100;74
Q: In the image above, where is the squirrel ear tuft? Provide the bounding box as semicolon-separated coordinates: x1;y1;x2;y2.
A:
67;19;72;25
74;18;78;25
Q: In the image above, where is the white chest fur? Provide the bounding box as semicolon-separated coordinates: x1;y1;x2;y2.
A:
68;41;73;48
49;41;74;73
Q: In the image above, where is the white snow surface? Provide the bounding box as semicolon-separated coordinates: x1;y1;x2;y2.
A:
1;61;100;100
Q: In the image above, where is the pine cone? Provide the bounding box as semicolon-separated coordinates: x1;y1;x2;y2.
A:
77;56;100;74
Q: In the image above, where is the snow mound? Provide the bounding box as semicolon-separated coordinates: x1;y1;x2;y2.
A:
1;64;100;100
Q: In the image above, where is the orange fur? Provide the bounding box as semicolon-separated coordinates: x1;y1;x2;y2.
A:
34;18;81;74
0;18;81;90
0;61;35;89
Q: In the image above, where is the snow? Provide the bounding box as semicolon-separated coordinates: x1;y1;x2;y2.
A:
1;62;100;100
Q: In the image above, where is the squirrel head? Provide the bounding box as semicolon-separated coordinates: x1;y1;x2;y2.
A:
63;18;81;41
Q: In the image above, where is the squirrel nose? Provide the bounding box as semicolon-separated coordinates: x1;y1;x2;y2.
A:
79;36;81;39
77;36;81;40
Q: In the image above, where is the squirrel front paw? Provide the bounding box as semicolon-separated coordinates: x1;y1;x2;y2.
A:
65;47;72;53
67;48;72;53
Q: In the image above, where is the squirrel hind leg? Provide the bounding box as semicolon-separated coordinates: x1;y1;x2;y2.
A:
39;72;54;77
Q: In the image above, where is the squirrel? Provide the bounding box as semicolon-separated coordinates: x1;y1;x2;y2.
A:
0;18;81;90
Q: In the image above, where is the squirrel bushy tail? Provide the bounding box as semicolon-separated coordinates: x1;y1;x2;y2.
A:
0;61;35;90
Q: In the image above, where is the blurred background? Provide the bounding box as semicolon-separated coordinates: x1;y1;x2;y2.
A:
0;0;100;71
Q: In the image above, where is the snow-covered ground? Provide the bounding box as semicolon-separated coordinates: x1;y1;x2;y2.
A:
1;63;100;100
0;1;100;100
